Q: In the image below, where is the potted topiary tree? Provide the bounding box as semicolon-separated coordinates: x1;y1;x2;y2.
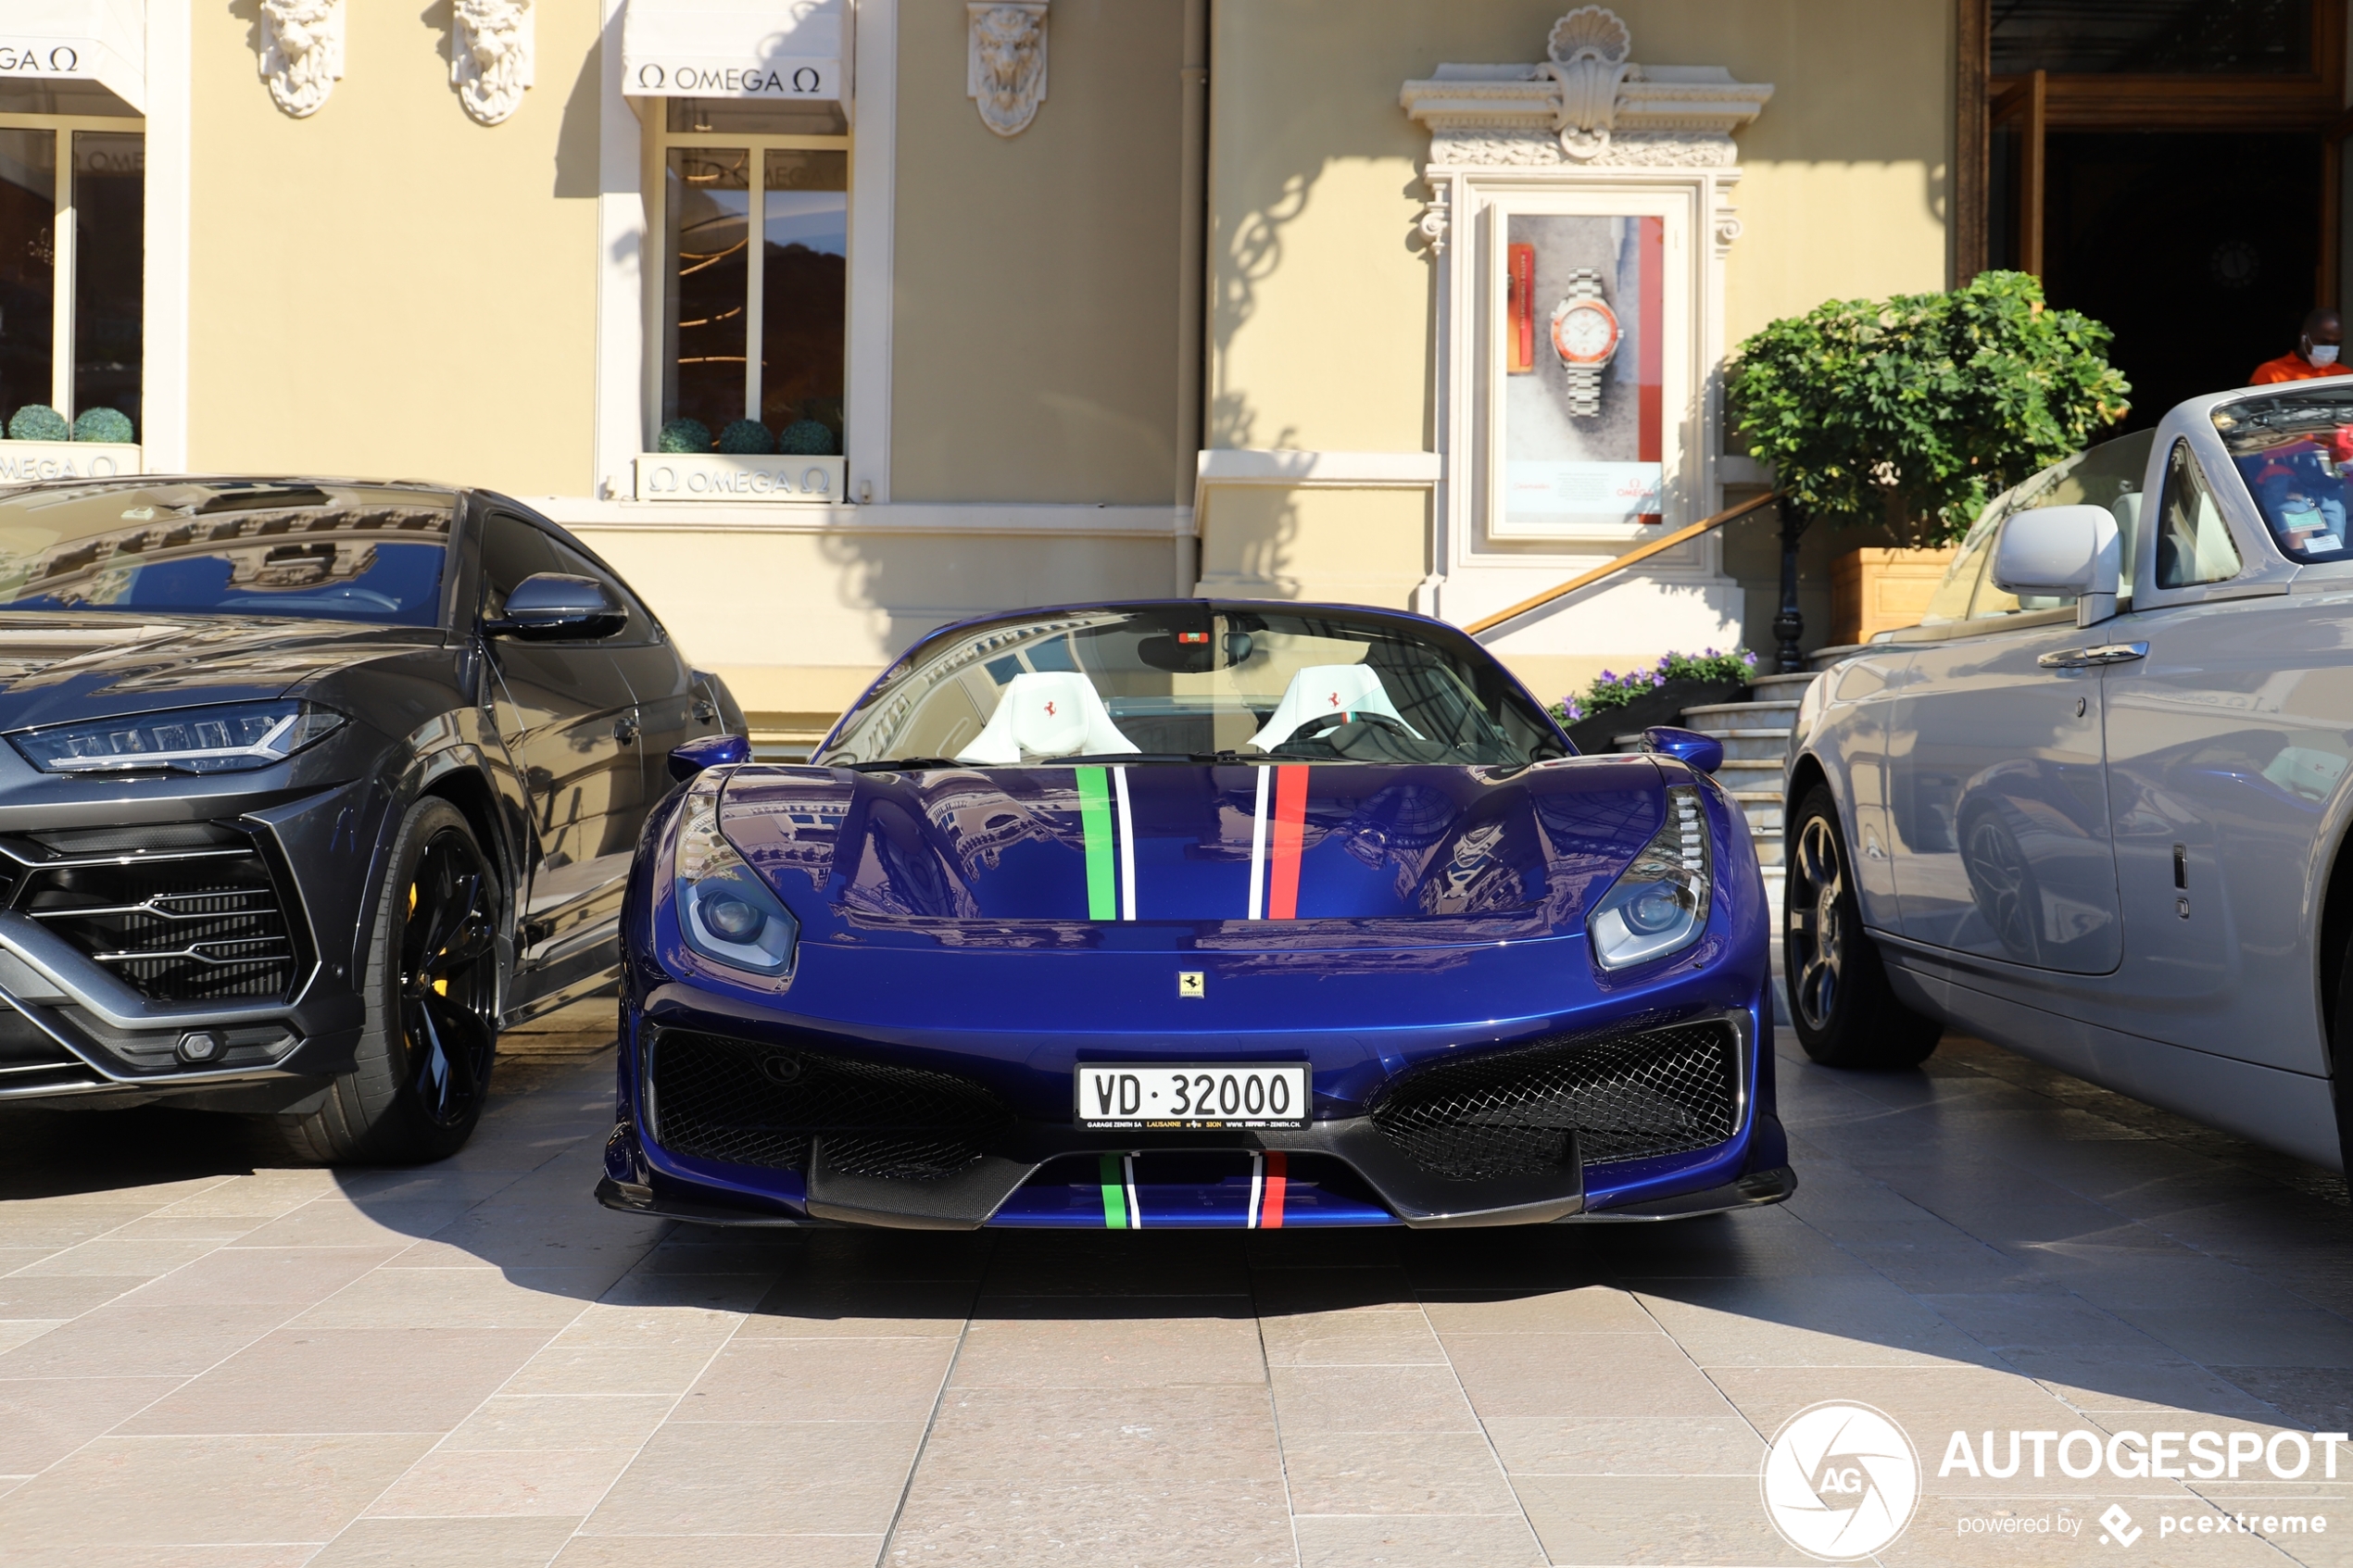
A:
1726;270;2130;670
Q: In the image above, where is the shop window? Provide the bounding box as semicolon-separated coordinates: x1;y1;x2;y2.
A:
0;118;142;443
652;99;846;459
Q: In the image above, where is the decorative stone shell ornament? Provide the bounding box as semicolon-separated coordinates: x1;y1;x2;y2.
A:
1398;6;1770;171
968;2;1048;138
452;0;534;125
1542;6;1632;159
258;0;345;118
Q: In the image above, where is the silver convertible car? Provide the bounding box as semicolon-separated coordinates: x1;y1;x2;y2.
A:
1784;381;2353;1173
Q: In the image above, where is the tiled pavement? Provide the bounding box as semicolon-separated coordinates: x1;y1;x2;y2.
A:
4;1007;2353;1565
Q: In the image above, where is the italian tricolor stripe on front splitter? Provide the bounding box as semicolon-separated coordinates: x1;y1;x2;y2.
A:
1100;1151;1289;1229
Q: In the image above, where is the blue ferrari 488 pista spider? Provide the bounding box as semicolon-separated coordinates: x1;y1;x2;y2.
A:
598;601;1792;1230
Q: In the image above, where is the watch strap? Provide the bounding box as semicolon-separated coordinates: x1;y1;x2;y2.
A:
1562;364;1603;418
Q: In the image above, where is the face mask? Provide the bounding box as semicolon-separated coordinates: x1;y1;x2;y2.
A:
2314;345;2342;366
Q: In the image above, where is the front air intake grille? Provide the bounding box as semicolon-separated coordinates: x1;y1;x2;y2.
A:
648;1030;1014;1180
12;828;303;1001
1369;1022;1740;1179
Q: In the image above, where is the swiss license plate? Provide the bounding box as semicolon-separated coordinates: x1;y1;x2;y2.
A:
1075;1063;1310;1130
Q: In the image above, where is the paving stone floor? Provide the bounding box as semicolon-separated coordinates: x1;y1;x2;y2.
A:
4;1007;2353;1566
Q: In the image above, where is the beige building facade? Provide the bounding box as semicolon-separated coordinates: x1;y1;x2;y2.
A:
10;0;2318;750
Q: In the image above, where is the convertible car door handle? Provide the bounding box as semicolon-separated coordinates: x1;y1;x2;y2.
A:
2037;642;2148;669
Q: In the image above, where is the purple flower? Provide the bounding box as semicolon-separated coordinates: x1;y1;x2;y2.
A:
1597;669;1614;684
1651;672;1666;687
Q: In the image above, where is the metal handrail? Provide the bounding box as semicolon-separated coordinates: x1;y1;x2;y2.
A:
1465;490;1784;636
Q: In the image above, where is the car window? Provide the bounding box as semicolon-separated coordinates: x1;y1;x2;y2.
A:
1924;427;2154;624
2154;439;2244;590
479;512;655;643
821;604;1565;768
0;481;452;625
2212;385;2353;563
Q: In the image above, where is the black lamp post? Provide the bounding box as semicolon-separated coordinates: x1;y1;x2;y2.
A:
1772;498;1807;675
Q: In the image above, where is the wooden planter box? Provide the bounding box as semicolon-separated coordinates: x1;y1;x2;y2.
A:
1831;546;1957;645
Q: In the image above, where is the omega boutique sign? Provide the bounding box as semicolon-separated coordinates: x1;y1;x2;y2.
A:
620;0;848;100
0;0;148;111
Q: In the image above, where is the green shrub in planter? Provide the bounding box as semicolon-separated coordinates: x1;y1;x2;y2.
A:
71;408;133;444
1728;270;2129;546
8;405;67;443
717;419;774;455
777;419;837;456
656;418;712;454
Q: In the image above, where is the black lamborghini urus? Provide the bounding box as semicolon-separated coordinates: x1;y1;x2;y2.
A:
0;476;739;1160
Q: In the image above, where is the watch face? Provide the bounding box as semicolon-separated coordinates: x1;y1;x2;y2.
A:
1553;300;1619;366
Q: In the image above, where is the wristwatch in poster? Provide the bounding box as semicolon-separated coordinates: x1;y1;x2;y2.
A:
1550;268;1622;418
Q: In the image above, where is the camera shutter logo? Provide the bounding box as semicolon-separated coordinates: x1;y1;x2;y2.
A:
1759;1401;1921;1561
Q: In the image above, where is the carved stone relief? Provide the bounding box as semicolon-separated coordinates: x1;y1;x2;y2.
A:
452;0;534;125
969;2;1049;138
258;0;345;118
1400;7;1771;171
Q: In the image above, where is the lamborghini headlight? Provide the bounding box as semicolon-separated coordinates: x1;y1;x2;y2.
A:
10;700;345;774
673;775;798;977
1588;784;1713;971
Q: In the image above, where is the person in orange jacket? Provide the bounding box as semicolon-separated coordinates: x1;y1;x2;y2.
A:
2251;309;2350;383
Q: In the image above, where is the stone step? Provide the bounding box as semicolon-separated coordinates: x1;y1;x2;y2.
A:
1748;671;1819;701
1678;700;1800;731
1714;759;1781;786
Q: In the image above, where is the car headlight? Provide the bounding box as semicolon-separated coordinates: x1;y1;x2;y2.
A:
673;775;799;977
1588;784;1713;970
9;700;346;775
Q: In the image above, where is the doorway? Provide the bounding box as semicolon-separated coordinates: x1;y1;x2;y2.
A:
2039;132;2321;428
1958;0;2345;427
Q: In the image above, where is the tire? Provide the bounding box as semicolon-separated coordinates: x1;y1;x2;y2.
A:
278;797;503;1163
1784;785;1943;1070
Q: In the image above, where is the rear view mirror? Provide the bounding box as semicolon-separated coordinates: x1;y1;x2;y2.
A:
1642;726;1723;774
669;734;750;781
1993;504;2120;597
484;572;627;641
1993;504;2122;628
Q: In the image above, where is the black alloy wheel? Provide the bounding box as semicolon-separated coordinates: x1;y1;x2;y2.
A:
277;797;505;1163
399;826;498;1129
1784;785;1942;1070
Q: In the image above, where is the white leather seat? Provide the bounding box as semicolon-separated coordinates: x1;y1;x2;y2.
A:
1249;663;1422;752
955;671;1140;765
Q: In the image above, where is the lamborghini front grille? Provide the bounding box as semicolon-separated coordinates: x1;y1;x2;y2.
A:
1369;1021;1741;1179
9;823;303;1001
648;1030;1014;1180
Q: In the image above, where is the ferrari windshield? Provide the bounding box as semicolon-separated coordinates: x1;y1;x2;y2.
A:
821;604;1567;768
0;481;452;625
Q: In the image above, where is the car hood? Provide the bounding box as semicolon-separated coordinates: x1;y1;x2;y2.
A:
715;756;1679;948
0;611;441;729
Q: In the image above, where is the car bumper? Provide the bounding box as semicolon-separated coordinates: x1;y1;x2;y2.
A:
0;776;384;1110
604;987;1790;1232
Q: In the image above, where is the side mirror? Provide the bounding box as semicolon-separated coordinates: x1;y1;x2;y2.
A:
1641;725;1723;775
669;733;750;781
1993;504;2120;599
484;572;628;641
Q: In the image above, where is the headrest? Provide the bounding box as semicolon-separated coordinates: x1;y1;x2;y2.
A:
1250;663;1422;751
954;671;1140;765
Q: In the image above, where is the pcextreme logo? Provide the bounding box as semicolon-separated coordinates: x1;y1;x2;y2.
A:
1760;1401;1922;1561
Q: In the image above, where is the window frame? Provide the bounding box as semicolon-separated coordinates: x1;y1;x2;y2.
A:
641;114;852;453
0;109;143;435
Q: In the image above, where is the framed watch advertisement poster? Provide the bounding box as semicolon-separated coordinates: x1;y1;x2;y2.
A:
1496;209;1667;537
